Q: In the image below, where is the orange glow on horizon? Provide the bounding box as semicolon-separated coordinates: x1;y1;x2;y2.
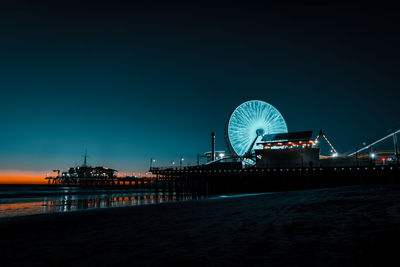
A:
0;170;47;184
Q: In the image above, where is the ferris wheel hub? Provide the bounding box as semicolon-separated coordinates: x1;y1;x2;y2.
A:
256;128;265;136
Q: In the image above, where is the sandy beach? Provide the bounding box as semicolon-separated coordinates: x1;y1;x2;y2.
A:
1;185;400;266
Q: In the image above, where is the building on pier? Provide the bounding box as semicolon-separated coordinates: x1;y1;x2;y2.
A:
47;153;118;185
254;131;320;168
61;165;117;180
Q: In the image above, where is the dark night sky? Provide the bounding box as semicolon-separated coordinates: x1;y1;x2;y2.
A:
1;1;400;172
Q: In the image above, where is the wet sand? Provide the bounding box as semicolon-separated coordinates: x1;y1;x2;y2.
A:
1;185;400;266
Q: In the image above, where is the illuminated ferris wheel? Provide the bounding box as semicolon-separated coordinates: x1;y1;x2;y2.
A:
226;100;288;157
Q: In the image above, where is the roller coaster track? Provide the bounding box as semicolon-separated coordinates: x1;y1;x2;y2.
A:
348;129;400;157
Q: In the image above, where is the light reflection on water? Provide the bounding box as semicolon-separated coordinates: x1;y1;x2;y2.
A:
0;193;197;218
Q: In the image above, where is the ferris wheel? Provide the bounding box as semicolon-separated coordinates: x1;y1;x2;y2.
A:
226;100;288;157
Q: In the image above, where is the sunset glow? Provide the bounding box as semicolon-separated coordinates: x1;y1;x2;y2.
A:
0;170;47;184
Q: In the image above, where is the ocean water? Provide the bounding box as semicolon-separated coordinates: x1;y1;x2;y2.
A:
0;185;196;218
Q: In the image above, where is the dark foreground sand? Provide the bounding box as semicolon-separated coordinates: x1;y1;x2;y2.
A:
1;185;400;266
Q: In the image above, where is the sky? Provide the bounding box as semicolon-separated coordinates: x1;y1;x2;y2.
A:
1;1;400;182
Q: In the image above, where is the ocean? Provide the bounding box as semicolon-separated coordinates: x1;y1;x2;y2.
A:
0;184;196;218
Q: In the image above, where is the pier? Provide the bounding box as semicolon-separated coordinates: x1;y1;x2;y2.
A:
150;164;400;195
46;176;157;190
46;164;400;196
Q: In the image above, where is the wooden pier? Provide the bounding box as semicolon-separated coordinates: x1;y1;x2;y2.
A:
46;165;400;195
150;165;400;194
